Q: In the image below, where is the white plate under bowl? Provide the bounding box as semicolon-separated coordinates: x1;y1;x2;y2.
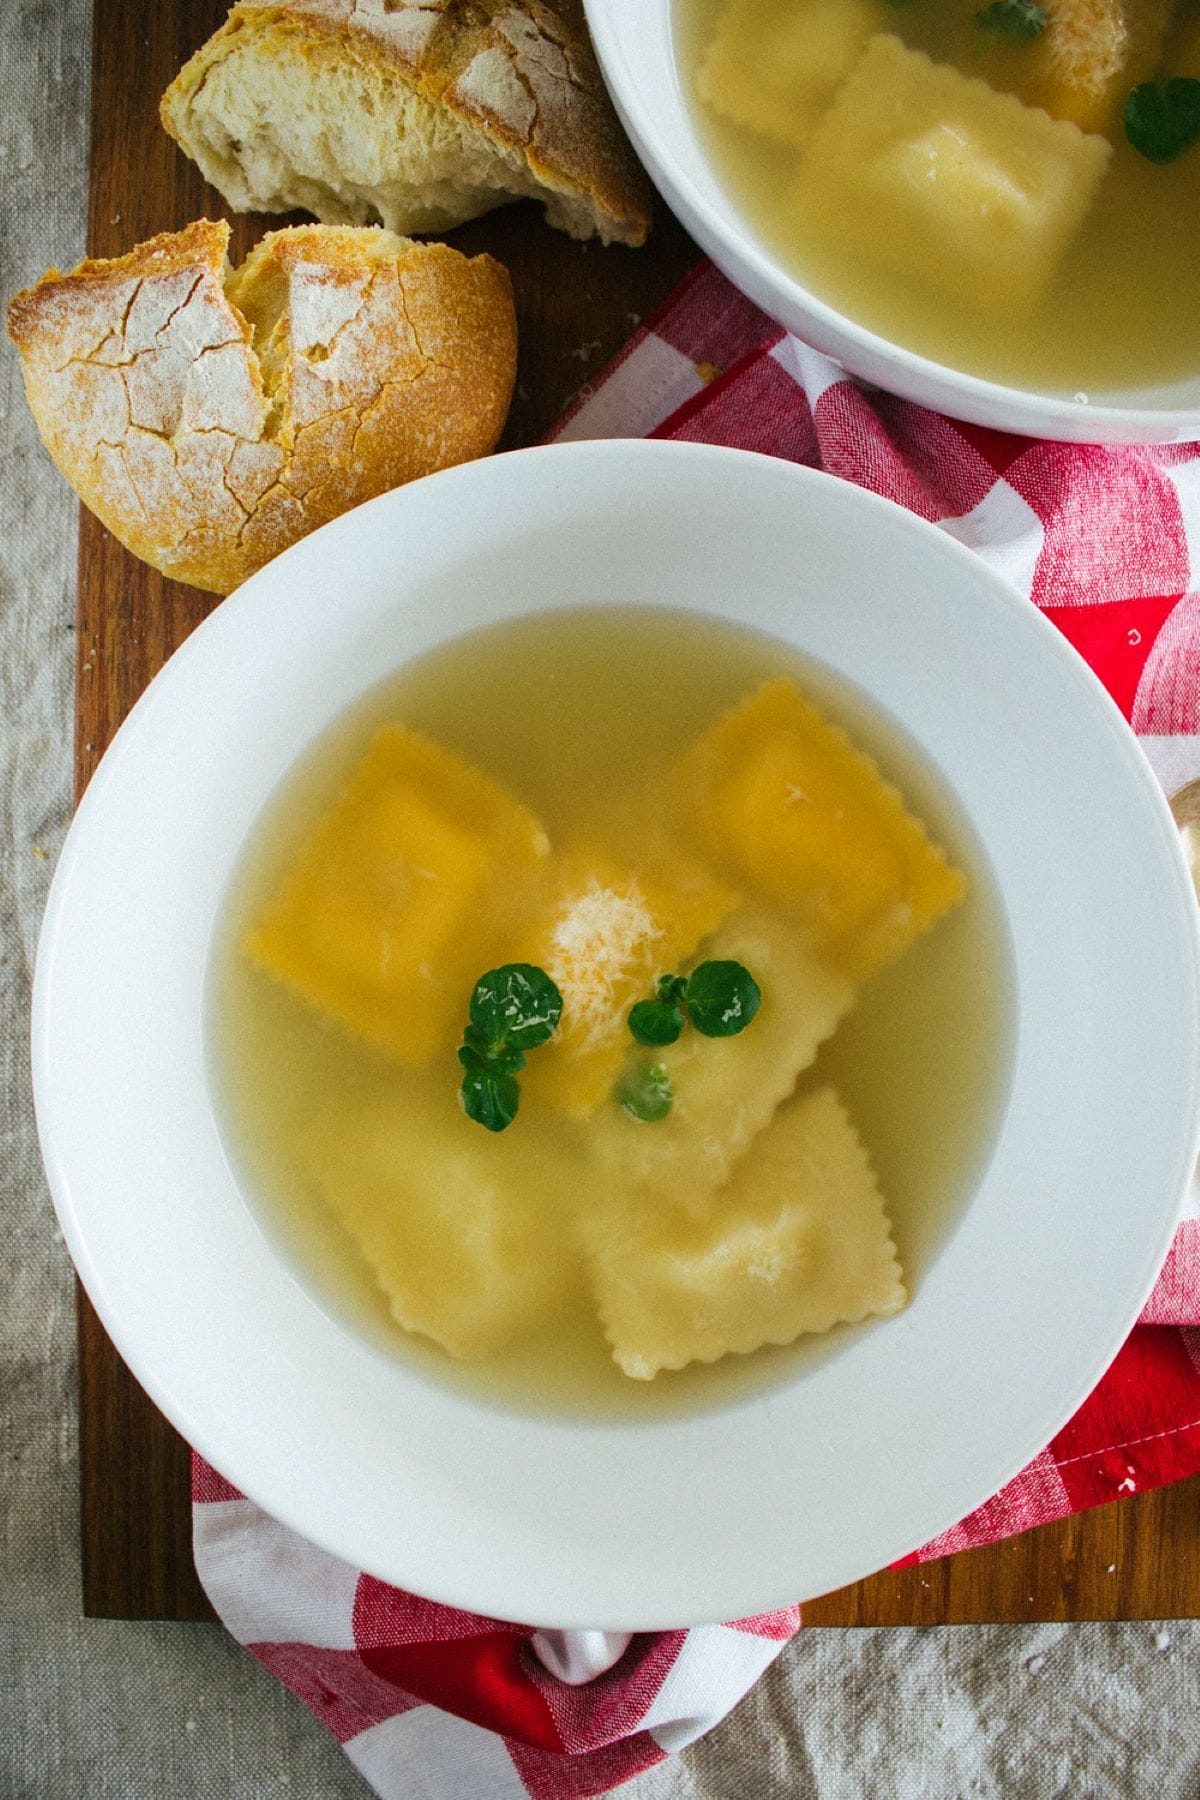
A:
584;0;1200;445
33;440;1200;1628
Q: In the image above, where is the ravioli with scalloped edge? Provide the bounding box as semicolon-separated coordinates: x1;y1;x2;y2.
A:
793;35;1111;315
673;677;965;979
510;845;739;1118
593;904;853;1206
697;0;882;150
589;1085;906;1380
300;1085;583;1360
245;724;549;1065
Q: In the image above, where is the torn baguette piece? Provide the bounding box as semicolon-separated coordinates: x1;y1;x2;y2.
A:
160;0;652;247
6;218;516;595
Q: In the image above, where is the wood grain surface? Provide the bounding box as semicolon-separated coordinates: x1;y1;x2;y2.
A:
76;0;1200;1624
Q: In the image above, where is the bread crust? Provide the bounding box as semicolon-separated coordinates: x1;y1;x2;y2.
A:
7;219;517;595
161;0;652;246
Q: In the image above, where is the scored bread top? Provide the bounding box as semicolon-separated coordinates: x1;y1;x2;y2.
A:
7;218;516;595
161;0;652;247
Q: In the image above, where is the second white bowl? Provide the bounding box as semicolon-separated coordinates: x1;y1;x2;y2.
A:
584;0;1200;445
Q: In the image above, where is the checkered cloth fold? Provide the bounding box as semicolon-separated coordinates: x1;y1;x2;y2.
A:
194;262;1200;1800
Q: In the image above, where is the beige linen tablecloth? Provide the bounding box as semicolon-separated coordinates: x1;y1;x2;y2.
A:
3;7;1200;1793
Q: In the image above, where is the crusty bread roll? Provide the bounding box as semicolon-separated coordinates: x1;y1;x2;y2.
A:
160;0;652;248
6;218;516;595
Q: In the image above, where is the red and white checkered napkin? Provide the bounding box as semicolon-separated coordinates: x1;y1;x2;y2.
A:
194;261;1200;1799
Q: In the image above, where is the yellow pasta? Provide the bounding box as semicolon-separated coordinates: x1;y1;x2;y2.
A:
697;0;881;150
589;1085;906;1380
511;845;738;1117
245;725;549;1064
301;1086;582;1360
793;36;1111;315
593;905;853;1205
216;611;1000;1406
674;676;965;979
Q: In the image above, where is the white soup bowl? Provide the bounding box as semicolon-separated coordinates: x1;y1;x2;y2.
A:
33;440;1200;1627
584;0;1200;445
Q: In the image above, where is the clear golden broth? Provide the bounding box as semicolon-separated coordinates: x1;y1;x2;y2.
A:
678;0;1200;396
208;608;1013;1419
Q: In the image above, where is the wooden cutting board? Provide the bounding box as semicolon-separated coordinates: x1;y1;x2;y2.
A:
75;0;1200;1623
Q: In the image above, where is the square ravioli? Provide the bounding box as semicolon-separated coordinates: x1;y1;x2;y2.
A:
511;846;738;1117
673;679;964;979
301;1087;582;1360
697;0;880;150
244;725;549;1064
593;905;853;1206
589;1085;906;1379
793;35;1111;314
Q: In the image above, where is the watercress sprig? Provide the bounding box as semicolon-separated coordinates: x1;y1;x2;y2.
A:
616;1061;674;1124
683;960;762;1038
628;959;761;1048
459;1064;521;1133
617;959;761;1123
457;963;562;1131
1125;79;1200;165
627;974;689;1047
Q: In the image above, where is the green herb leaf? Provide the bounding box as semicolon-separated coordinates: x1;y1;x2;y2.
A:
1125;79;1200;165
469;963;563;1057
461;1023;494;1059
460;1066;520;1132
616;1062;673;1123
460;1022;526;1075
684;960;762;1038
656;974;689;1005
628;997;685;1046
457;963;560;1129
458;1039;525;1077
974;0;1046;37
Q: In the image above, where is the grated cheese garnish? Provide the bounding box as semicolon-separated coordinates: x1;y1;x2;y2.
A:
546;878;663;1053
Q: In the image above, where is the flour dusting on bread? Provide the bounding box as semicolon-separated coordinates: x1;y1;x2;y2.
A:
6;219;517;594
160;1;652;246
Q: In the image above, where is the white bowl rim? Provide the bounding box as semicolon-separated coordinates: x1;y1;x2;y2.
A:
583;0;1200;444
32;438;1200;1628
